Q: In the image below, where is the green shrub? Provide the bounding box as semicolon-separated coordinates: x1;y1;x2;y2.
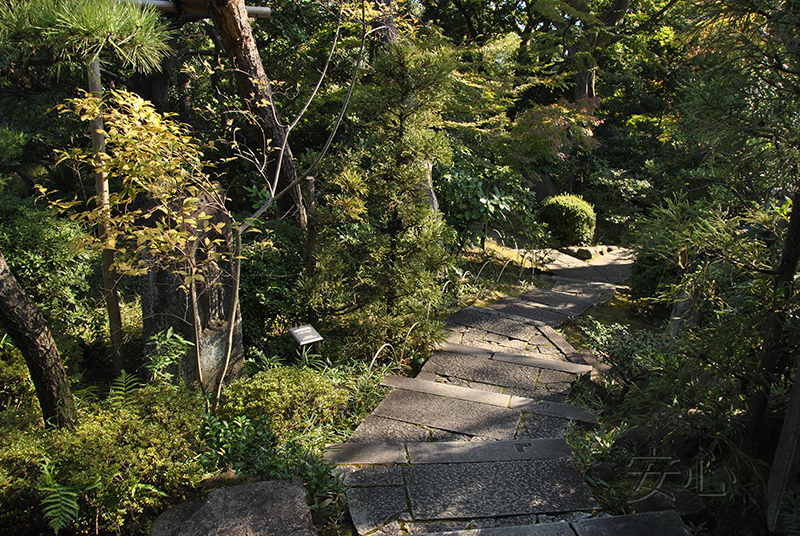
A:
0;385;206;535
218;367;349;436
537;194;596;246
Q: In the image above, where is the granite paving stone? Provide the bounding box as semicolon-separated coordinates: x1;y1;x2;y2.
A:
325;442;407;465
571;510;690;536
491;351;592;375
346;486;409;535
434;343;494;358
406;438;572;464
421;522;576;536
371;521;405;536
505;387;567;403
550;278;617;302
538;325;577;355
404;459;598;519
372;389;522;440
447;307;544;340
422;353;554;393
517;287;598;310
348;415;431;444
381;375;512;407
467;514;539;529
343;465;405;487
522;414;572;439
470;340;565;361
490;299;572;327
511;398;595;423
406;521;473;534
538;368;577;383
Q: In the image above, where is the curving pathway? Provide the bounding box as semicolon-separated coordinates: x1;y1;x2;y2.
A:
325;248;692;536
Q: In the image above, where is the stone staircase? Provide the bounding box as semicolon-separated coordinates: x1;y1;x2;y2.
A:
325;248;693;536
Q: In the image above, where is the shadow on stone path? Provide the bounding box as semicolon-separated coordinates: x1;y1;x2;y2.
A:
325;248;692;536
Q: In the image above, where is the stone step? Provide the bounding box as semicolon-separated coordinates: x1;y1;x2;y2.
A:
547;276;619;303
324;438;573;465
489;299;573;327
447;306;546;339
444;307;580;360
418;510;690;536
418;522;575;536
490;287;598;322
341;459;599;534
421;352;584;400
381;375;595;422
368;389;523;440
434;343;592;375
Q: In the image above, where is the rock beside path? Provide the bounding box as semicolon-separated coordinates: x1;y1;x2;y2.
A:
150;479;316;536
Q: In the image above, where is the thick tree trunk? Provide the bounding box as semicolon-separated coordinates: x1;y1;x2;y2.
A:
204;0;307;227
745;188;800;446
0;250;76;430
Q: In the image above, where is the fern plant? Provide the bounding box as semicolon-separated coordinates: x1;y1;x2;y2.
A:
108;369;140;404
38;457;79;535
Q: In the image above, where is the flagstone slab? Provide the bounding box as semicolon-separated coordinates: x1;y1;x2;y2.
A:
491;350;592;375
420;522;576;536
522;414;573;439
325;442;407;465
343;465;405;487
372;389;521;440
490;299;572;327
508;288;597;316
382;375;513;407
538;325;577;356
381;375;594;424
469;340;565;360
571;510;690;536
406;438;572;464
404;459;598;520
511;397;595;423
549;277;617;302
422;353;560;394
348;415;433;444
447;307;544;340
346;486;409;535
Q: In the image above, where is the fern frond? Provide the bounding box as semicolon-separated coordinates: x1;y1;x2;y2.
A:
108;369;141;404
41;484;79;535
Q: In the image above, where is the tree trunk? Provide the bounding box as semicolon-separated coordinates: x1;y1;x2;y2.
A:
744;188;800;446
88;60;125;374
0;250;76;430
204;0;307;227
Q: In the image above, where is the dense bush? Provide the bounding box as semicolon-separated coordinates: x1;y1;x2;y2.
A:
537;194;596;246
218;367;349;436
0;195;105;364
0;384;206;535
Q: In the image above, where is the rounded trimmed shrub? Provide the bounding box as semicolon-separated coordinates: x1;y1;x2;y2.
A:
537;194;596;246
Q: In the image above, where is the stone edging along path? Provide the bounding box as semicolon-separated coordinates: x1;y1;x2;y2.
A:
324;247;693;536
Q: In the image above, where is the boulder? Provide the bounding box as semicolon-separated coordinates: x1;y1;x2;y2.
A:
151;479;317;536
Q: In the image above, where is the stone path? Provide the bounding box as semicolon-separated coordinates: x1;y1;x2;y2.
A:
325;248;692;536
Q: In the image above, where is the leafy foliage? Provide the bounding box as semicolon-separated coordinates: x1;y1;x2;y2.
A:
1;385;206;534
51;90;231;289
0;0;173;72
38;457;81;535
144;328;194;385
218;367;348;437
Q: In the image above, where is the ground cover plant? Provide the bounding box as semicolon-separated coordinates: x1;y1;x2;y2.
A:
2;0;800;534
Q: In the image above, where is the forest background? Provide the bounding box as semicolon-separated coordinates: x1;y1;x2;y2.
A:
1;0;800;534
